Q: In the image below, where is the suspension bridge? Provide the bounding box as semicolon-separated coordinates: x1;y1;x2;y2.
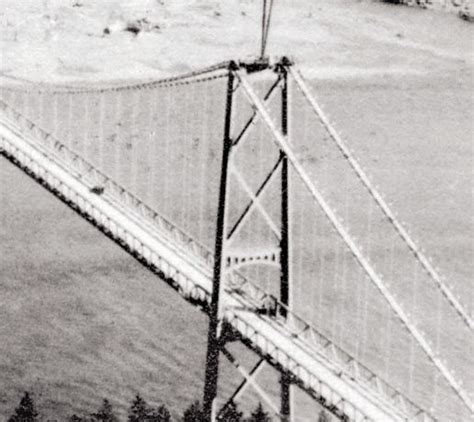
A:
0;58;472;421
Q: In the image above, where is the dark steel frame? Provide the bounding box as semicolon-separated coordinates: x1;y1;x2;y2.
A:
202;58;293;422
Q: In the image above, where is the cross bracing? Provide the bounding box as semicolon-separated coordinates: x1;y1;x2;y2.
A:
0;58;471;421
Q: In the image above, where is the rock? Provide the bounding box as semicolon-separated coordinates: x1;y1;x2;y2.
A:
104;17;160;36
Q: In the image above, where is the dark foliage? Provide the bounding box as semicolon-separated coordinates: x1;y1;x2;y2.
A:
128;395;171;422
128;395;149;422
217;401;243;422
246;402;272;422
150;405;171;422
182;401;204;422
8;392;39;422
5;392;248;422
90;399;118;422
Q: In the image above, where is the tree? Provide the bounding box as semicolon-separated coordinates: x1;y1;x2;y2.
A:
318;410;331;422
8;391;39;422
128;395;171;422
91;399;118;422
217;401;243;422
182;401;204;422
128;395;149;422
246;402;271;422
150;404;171;422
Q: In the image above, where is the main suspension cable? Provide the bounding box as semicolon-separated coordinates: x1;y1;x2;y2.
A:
289;66;473;331
260;0;275;59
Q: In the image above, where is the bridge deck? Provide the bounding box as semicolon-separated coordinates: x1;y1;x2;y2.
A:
0;107;416;422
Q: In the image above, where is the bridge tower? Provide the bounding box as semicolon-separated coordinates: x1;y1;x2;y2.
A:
202;57;294;422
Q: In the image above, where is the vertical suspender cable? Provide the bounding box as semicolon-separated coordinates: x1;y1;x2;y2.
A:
198;82;210;244
236;70;474;415
98;92;105;171
432;288;443;411
331;228;340;337
52;94;58;138
67;94;73;149
24;91;31;123
289;67;473;331
408;261;418;396
384;232;396;378
147;87;157;204
131;90;140;193
39;91;45;136
183;85;191;232
164;88;172;217
115;90;123;183
257;120;265;291
83;94;88;159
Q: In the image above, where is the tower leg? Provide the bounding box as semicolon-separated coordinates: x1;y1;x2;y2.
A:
202;64;236;422
279;60;293;422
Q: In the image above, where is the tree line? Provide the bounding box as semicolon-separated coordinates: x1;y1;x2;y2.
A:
7;391;332;421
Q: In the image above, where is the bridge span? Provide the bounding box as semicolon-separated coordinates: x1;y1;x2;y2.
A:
1;59;471;421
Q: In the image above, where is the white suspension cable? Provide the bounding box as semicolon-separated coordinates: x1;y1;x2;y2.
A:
384;232;396;378
332;229;340;339
66;94;73;149
131;89;140;194
182;86;190;232
229;162;281;241
358;267;368;361
256;122;272;294
310;201;318;327
98;92;105;171
24;91;31;123
230;78;282;155
317;109;328;332
289;66;473;331
408;261;418;397
114;90;123;183
340;172;349;347
198;83;210;244
227;156;282;243
296;187;305;326
317;213;325;328
51;94;58;138
146;89;156;204
163;88;172;217
361;193;374;364
82;94;89;159
39;91;45;135
433;288;443;412
236;70;474;415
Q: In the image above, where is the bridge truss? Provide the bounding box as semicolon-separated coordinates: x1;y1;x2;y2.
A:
0;58;472;421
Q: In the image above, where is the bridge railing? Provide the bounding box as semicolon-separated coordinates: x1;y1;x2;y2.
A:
1;92;435;421
2;102;404;422
5;63;451;420
226;270;434;421
0;99;217;271
1;102;214;312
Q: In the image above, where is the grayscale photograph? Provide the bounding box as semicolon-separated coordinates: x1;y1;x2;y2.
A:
0;1;472;421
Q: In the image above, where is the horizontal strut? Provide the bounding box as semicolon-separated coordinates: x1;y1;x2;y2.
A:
288;66;474;331
234;69;474;416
